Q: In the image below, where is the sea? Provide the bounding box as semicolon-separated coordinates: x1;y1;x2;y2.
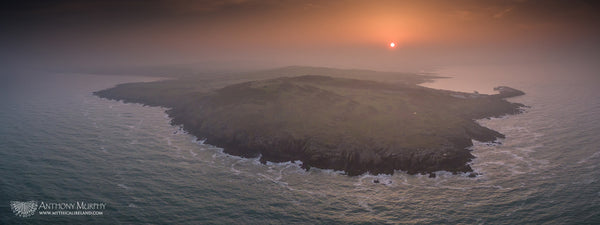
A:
1;62;599;224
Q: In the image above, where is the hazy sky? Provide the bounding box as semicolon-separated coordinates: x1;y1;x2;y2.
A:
2;0;599;72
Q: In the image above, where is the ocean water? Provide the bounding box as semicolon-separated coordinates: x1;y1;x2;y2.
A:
1;63;599;224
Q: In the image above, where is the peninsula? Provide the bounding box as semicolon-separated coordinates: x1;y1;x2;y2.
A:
94;66;525;176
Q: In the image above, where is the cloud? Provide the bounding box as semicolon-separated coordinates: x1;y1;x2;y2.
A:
493;7;513;19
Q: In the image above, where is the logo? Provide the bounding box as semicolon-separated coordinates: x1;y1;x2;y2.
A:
9;200;107;217
10;201;38;218
10;200;107;217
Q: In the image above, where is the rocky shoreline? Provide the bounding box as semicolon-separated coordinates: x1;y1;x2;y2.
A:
95;73;525;177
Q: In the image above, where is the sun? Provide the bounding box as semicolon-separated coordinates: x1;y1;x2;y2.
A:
389;42;396;48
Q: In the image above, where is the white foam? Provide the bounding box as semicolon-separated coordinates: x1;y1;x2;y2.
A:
310;168;345;176
276;163;298;180
230;161;241;174
355;173;394;186
433;171;456;177
257;173;289;186
192;138;206;144
588;151;600;161
251;157;263;165
265;160;303;167
228;156;261;174
479;115;510;122
117;184;130;190
476;161;506;166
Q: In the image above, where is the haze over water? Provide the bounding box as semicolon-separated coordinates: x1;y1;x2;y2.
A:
1;62;598;224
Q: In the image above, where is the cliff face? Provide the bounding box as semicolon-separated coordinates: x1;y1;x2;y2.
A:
95;73;525;176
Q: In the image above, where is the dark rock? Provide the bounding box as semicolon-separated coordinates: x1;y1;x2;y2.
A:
94;71;526;177
468;172;480;178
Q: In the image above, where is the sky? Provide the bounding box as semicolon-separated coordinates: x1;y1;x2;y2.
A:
1;0;599;73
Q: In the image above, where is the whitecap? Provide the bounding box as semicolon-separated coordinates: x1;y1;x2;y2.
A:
265;160;303;168
355;173;393;186
250;157;263;165
191;138;207;144
579;151;600;164
310;168;345;176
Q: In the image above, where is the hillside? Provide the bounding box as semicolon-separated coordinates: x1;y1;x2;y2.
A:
94;67;525;176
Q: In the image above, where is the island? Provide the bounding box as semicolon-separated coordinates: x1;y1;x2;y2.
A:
94;66;525;177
